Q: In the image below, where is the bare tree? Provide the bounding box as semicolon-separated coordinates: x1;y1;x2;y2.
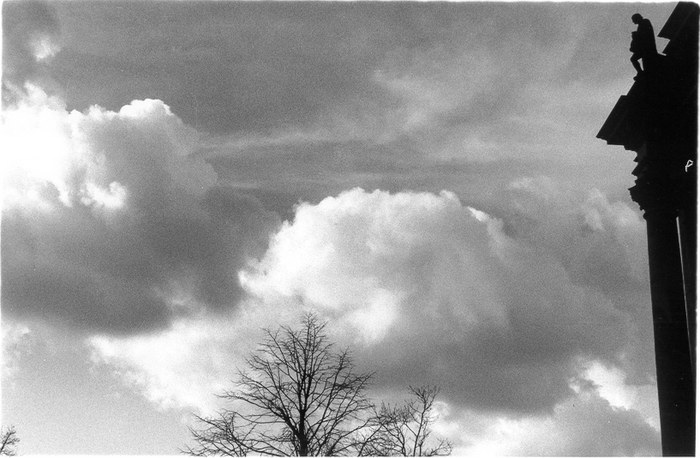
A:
356;386;452;456
0;426;19;456
184;313;374;456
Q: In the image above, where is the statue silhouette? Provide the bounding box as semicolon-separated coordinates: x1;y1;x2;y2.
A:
630;13;658;74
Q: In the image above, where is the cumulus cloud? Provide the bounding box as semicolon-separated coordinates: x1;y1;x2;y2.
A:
88;184;653;421
82;183;659;455
240;187;646;413
489;177;655;384
2;84;280;334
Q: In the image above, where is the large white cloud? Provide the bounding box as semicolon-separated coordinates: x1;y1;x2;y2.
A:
3;83;210;212
2;84;279;334
241;188;508;341
239;187;646;412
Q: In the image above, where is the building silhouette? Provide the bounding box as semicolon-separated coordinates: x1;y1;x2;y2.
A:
597;3;698;455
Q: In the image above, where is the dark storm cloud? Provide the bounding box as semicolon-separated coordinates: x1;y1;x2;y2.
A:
3;221;172;334
2;184;279;335
43;2;397;134
24;2;626;136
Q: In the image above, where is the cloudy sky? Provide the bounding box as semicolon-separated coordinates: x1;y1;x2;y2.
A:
2;1;676;455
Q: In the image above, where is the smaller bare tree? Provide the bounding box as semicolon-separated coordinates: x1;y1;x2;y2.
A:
356;386;452;456
0;426;19;456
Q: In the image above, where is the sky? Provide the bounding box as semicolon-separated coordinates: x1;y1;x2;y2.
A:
1;1;678;455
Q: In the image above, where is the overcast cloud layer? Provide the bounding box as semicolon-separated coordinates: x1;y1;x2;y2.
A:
2;1;671;454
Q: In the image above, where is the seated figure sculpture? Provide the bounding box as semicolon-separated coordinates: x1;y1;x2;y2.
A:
630;13;658;75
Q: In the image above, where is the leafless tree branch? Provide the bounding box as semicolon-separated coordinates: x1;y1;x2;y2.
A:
0;426;19;456
184;313;374;456
355;386;452;457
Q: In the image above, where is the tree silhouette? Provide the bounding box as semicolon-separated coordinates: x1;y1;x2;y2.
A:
356;386;452;456
185;314;374;456
0;426;19;456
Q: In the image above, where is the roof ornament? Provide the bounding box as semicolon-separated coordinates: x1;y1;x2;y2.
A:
630;14;659;76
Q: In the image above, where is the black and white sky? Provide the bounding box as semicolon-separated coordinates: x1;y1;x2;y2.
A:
2;1;675;454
